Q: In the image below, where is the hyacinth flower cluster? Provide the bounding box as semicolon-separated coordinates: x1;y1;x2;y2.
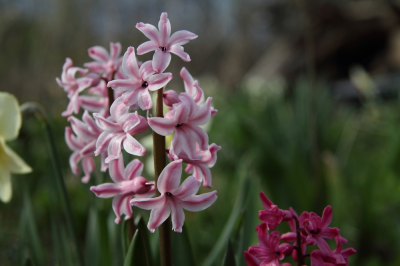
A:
56;12;220;234
244;192;356;266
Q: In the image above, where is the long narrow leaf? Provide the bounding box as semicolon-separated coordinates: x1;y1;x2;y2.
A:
222;240;236;266
171;224;195;266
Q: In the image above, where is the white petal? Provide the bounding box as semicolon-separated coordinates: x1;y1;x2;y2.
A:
0;138;32;174
0;159;12;202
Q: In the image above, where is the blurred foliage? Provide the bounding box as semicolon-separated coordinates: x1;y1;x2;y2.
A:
2;75;400;265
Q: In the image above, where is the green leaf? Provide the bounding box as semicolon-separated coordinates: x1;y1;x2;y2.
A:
135;216;153;266
123;228;150;266
202;177;249;266
222;240;236;266
172;224;196;266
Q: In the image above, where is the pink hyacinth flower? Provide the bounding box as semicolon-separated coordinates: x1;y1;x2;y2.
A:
93;96;148;163
136;12;198;73
90;154;155;224
148;93;212;160
107;46;173;110
281;208;308;262
56;58;100;117
303;206;340;255
84;42;123;80
167;143;221;188
258;192;292;230
65;110;106;183
310;236;356;266
130;160;217;233
248;223;293;266
180;67;205;104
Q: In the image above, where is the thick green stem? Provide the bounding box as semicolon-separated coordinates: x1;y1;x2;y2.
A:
21;103;83;266
152;88;172;266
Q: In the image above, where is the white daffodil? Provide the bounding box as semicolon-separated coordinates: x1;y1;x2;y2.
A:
0;92;32;203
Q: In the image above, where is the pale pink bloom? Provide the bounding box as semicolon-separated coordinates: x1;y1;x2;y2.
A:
303;206;340;255
65;110;106;183
136;12;198;73
90;154;155;224
258;192;292;230
180;67;204;104
167;143;220;188
130;160;217;233
148;93;212;160
56;58;100;117
107;47;173;110
93;96;148;163
248;223;293;266
84;42;123;80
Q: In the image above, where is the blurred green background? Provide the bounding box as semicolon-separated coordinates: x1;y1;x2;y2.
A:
2;0;400;265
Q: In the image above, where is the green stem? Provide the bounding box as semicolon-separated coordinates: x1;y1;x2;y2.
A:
21;103;83;266
152;88;172;266
293;216;304;266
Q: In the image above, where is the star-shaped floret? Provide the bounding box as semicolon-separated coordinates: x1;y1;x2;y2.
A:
136;12;198;73
93;96;148;163
107;47;173;110
130;160;217;233
90;154;155;224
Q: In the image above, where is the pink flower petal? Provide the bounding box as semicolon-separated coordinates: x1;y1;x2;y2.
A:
184;124;208;151
180;191;217;212
65;127;83;151
105;133;126;163
170;198;185;232
137;41;159;55
281;232;297;242
244;251;260;266
157;159;183;194
147;198;171;233
84;61;106;73
81;156;95;183
68;116;96;140
112;193;134;224
260;192;274;209
189;97;212;125
123;133;146;156
135;22;160;46
148;117;176;136
158;12;171;47
80;141;96;157
94;131;114;156
147;73;173;91
118;111;141;132
169;45;190;62
180;67;195;96
93;113;120;132
130;195;165;210
69;151;81;175
108;154;126;183
192;81;205;104
107;79;139;90
174;103;190;124
168;30;198;47
172;176;201;200
110;96;129;122
88;46;109;62
90;183;123;198
152;50;171;74
138;88;153;110
110;42;121;61
195;165;212;188
124;159;144;180
175;128;201;160
139;61;156;80
122;47;140;80
163;90;180;107
320;205;333;229
123;88;141;107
